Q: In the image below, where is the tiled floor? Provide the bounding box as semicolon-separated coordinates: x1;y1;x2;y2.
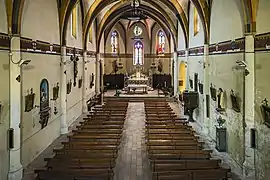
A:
113;102;151;180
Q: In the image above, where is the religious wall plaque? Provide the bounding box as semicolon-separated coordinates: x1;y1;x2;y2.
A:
230;90;240;113
210;84;217;101
198;82;203;94
78;76;83;89
25;88;35;112
261;98;270;127
52;83;59;100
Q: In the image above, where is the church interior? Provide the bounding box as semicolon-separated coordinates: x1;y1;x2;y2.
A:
0;0;270;179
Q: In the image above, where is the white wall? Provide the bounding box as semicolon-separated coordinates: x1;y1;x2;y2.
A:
207;0;245;173
0;0;8;33
253;1;270;179
0;51;10;180
20;53;61;166
177;22;186;50
256;0;270;34
66;4;83;49
210;0;243;43
189;3;204;47
21;0;60;43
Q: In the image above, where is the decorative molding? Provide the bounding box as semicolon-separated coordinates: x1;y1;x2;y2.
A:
177;50;186;57
87;50;96;57
209;37;245;55
255;32;270;51
20;37;61;55
19;37;97;57
188;46;204;56
0;33;10;50
66;46;83;56
100;53;172;58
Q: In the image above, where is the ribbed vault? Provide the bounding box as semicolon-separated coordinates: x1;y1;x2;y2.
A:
5;0;259;49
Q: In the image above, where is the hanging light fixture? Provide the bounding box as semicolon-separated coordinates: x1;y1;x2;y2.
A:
128;0;142;21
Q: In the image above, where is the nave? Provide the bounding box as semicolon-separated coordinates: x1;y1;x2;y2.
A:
24;98;234;180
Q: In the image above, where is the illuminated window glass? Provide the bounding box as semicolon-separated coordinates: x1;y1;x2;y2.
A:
134;41;143;65
157;30;165;54
111;31;118;53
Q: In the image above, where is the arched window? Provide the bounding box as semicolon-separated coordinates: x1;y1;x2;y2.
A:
111;31;118;54
133;41;143;65
71;5;77;38
194;7;200;36
157;30;165;54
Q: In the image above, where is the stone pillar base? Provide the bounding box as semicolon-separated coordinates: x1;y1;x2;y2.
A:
8;165;23;180
60;126;68;134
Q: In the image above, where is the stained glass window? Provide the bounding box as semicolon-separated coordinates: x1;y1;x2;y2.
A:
134;41;143;65
157;30;165;54
111;31;118;53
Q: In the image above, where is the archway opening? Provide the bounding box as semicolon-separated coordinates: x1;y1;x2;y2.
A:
179;62;186;93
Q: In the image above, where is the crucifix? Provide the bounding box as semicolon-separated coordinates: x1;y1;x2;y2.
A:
263;98;268;106
70;47;79;87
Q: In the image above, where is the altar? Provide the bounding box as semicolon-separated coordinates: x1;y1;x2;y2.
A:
125;65;150;94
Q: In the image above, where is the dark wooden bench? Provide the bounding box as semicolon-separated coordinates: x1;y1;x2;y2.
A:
35;100;129;180
144;101;231;180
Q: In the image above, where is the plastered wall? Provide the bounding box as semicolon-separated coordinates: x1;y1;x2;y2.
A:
0;51;10;180
185;0;246;173
254;1;270;177
187;3;204;126
0;0;7;33
208;0;245;169
19;0;97;167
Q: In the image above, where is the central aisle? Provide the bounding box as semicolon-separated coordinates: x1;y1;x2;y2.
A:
114;102;151;180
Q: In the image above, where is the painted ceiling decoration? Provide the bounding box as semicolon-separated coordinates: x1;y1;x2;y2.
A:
6;0;258;48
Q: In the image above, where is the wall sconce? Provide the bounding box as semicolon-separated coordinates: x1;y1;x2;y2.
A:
199;60;209;69
232;60;249;76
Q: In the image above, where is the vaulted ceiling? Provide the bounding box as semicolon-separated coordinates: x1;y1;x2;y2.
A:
8;0;258;50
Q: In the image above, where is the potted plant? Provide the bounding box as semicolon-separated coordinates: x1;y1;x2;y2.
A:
216;116;226;128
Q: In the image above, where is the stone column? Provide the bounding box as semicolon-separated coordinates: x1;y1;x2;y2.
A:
95;53;100;94
203;44;210;134
173;52;178;96
82;51;88;113
243;34;255;179
60;46;68;134
8;36;23;180
100;58;104;104
185;49;189;90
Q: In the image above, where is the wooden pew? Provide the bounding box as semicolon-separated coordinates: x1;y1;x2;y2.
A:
144;101;231;180
35;100;129;180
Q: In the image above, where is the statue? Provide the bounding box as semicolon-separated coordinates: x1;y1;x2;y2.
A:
217;88;226;112
112;59;118;74
158;60;163;73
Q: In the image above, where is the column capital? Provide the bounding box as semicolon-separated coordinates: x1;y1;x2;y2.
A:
185;49;189;57
245;35;254;53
